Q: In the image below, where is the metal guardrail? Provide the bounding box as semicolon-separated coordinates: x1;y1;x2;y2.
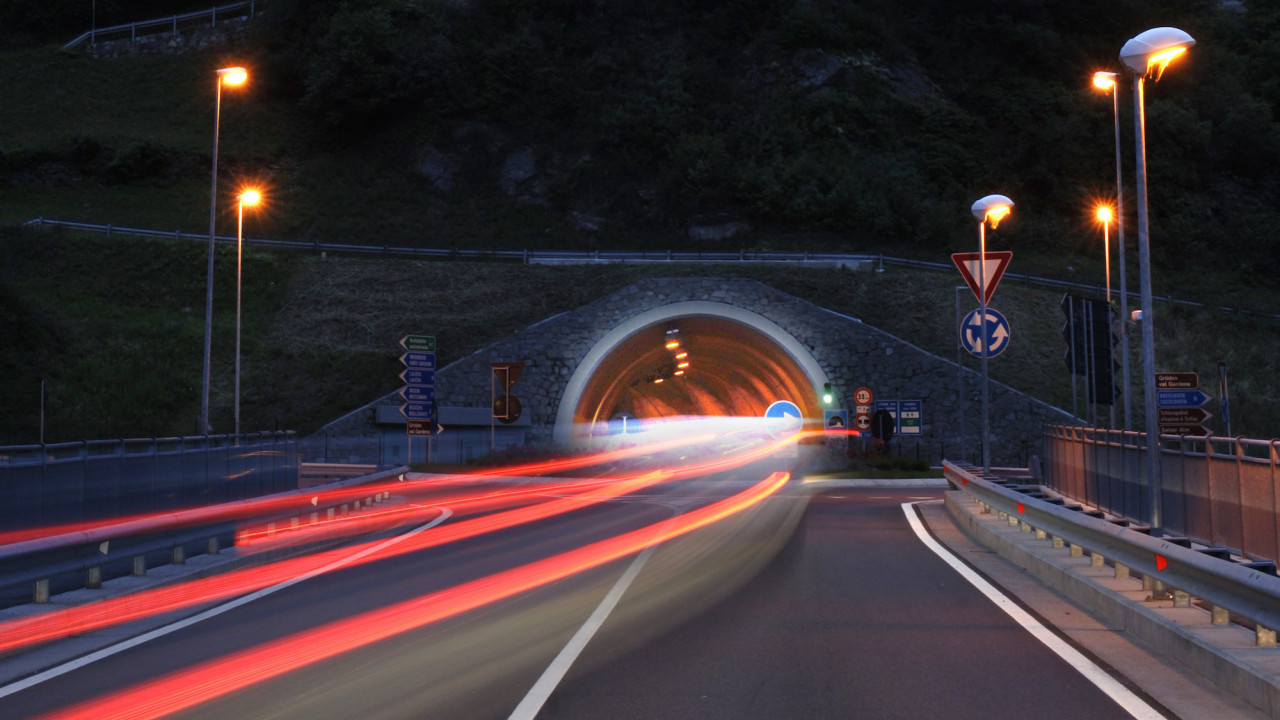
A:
0;431;298;533
1044;425;1280;563
0;465;405;607
944;460;1280;646
62;1;258;49
21;217;1280;322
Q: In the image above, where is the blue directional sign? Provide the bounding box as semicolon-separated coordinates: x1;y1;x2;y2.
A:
399;368;436;386
400;402;434;420
1157;389;1211;408
400;385;436;403
899;400;922;435
961;308;1011;358
399;352;436;370
764;400;804;438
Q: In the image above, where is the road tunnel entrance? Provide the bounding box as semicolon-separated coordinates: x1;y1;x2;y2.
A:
553;302;828;443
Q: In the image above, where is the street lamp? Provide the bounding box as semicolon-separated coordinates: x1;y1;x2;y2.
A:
235;189;261;438
200;66;248;436
971;193;1013;477
1092;70;1132;429
1095;205;1112;304
1096;204;1117;428
1120;27;1195;530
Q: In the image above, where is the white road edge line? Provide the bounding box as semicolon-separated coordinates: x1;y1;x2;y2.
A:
901;501;1167;720
0;506;453;700
507;541;660;720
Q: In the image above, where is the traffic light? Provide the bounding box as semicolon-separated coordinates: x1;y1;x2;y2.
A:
1061;294;1119;405
822;383;834;406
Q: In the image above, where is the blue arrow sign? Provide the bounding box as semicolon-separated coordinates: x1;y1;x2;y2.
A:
764;400;804;438
961;308;1011;358
400;402;434;420
1157;389;1211;408
399;368;435;386
399;385;436;403
400;351;436;370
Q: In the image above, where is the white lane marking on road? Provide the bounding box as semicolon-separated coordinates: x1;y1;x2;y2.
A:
0;507;453;700
507;541;661;720
901;502;1166;720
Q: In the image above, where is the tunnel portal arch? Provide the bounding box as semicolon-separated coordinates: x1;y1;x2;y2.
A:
553;301;829;444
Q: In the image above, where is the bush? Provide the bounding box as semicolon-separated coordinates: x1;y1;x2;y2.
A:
102;141;172;185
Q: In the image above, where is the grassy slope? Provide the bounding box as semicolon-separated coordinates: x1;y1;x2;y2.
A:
3;228;1277;445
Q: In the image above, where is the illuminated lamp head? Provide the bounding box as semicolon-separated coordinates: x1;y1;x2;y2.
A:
1092;71;1117;91
1120;27;1194;81
971;194;1014;229
218;66;248;85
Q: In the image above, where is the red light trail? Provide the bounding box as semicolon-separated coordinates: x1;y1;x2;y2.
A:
31;472;789;720
0;429;802;654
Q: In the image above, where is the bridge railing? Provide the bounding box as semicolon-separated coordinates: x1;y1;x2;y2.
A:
945;460;1280;647
1042;425;1280;564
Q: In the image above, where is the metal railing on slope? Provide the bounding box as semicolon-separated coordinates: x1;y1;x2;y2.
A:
63;2;259;49
21;217;1280;322
944;460;1280;647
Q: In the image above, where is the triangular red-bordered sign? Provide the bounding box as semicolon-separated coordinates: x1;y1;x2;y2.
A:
951;251;1012;305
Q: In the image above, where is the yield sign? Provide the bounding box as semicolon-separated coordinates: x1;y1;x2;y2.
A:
952;251;1013;305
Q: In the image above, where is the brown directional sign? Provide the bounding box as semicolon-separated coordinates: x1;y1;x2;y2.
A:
1158;407;1210;425
1156;372;1199;390
1159;406;1210;436
1159;424;1209;437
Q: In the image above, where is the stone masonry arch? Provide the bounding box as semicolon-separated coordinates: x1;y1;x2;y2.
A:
311;276;1074;466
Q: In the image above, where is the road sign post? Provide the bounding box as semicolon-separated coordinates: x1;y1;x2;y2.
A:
400;335;437;463
1155;373;1212;436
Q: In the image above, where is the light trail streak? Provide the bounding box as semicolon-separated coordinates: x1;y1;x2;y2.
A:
31;471;790;720
0;470;666;655
0;428;795;655
0;433;710;547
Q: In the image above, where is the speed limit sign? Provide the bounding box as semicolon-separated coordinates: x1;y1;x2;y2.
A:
854;387;873;407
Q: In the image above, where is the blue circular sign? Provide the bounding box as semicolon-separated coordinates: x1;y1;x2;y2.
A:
764;400;804;437
961;308;1011;358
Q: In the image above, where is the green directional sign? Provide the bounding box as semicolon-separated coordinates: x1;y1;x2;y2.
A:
400;335;436;352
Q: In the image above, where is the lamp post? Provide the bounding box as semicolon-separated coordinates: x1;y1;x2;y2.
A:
1120;27;1195;531
200;66;248;436
971;194;1013;477
235;189;261;438
1096;204;1116;428
1092;71;1132;430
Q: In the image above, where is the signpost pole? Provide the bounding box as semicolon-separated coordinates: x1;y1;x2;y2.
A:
955;287;966;461
979;222;990;476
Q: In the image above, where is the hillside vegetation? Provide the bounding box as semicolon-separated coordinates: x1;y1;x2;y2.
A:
1;1;1279;443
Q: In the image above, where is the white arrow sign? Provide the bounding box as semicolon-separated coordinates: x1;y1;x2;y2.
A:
961;308;1011;358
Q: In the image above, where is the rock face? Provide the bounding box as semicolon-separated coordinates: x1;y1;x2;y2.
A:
312;277;1071;466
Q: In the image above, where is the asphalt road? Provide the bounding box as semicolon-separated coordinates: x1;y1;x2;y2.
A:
534;487;1144;720
1;477;1255;720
